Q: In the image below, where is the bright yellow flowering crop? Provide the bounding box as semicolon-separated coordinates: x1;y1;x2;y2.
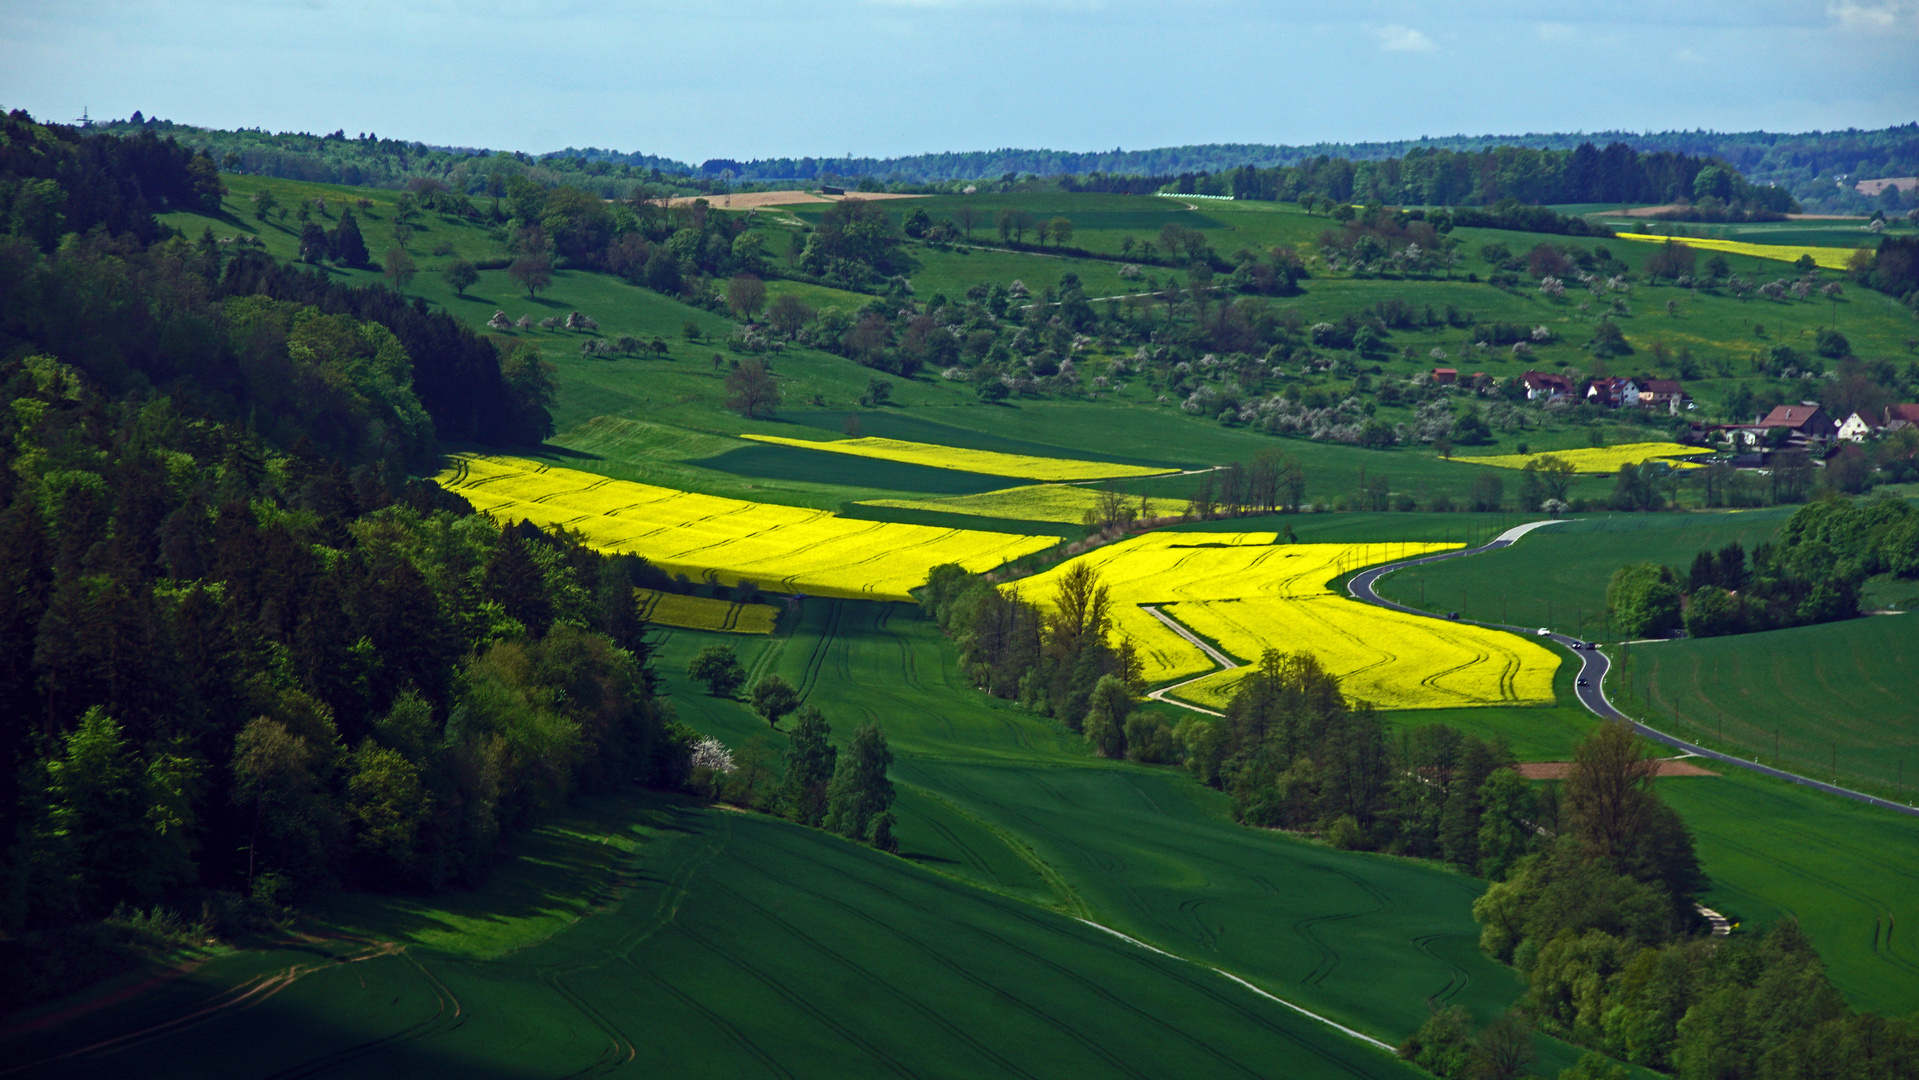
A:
1008;533;1556;710
1165;597;1554;711
1456;442;1710;473
1613;232;1863;271
738;434;1177;481
635;588;779;634
437;455;1057;602
859;484;1127;524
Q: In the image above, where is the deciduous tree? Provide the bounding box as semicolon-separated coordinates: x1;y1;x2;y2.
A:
724;358;781;418
686;644;746;696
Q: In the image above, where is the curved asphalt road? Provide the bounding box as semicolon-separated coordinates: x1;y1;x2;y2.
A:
1346;520;1919;821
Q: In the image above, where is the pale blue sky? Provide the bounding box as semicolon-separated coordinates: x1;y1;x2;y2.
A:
4;1;1915;162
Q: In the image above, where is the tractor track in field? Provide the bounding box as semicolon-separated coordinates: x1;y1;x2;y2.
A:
702;874;1043;1080
0;938;411;1078
798;842;1376;1080
1343;518;1919;820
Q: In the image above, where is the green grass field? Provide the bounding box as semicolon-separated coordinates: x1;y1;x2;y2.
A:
1;791;1431;1080
1376;507;1799;640
1661;766;1919;1017
1615;613;1919;798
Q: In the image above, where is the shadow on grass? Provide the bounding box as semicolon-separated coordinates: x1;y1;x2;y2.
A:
309;789;706;957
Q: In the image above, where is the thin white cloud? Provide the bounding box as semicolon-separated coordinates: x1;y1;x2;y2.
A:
1536;22;1576;40
1828;1;1918;28
1375;24;1436;52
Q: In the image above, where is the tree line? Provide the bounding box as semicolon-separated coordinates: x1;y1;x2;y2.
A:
1606;496;1919;639
679;644;901;853
1;109;224;251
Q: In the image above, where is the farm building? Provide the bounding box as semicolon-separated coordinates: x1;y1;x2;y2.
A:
1431;367;1458;385
1757;404;1833;443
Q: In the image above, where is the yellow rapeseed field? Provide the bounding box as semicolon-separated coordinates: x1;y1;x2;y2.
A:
1456;442;1711;473
1166;597;1552;711
438;455;1057;602
635;588;779;634
1009;534;1555;709
738;434;1177;481
858;484;1129;524
1612;232;1865;272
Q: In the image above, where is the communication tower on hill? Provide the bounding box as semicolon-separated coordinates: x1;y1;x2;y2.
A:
72;107;93;128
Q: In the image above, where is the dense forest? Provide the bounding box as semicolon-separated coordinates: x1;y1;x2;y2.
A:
0;109;693;1009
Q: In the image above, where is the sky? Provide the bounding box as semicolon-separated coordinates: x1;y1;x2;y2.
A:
3;1;1916;163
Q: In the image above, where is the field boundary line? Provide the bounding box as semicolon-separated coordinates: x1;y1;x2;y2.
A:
1346;519;1919;820
1073;918;1396;1053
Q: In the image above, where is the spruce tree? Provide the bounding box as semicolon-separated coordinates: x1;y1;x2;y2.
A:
780;707;836;827
330;209;369;268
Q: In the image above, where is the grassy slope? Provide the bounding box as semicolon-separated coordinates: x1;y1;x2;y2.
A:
653;601;1624;1078
1375;507;1799;640
654;605;1528;1036
3;791;1428;1080
1662;766;1919;1016
1620;612;1919;796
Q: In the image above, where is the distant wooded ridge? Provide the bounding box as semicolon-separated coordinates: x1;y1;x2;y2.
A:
86;113;1919;214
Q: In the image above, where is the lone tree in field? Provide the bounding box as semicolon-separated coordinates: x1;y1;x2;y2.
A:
727;274;768;320
781;707;837;826
749;675;801;728
443;257;479;297
686;644;746;696
383;247;416;291
823;723;895;842
725;358;781;418
1049;217;1074;248
954;204;979;240
508;251;554;298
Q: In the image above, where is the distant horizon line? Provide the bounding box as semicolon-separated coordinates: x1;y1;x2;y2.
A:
78;110;1919;176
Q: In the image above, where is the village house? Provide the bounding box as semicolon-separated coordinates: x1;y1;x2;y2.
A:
1585;376;1640;408
1756;403;1834;446
1885;404;1919;431
1839;403;1919;442
1431;367;1458;385
1521;371;1573;401
1638;379;1692;412
1837;410;1879;442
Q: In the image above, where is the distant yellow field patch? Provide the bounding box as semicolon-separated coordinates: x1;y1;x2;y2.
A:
739;434;1177;481
636;588;779;634
860;484;1126;524
1613;232;1864;271
1456;442;1711;473
437;454;1056;602
1008;534;1556;710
